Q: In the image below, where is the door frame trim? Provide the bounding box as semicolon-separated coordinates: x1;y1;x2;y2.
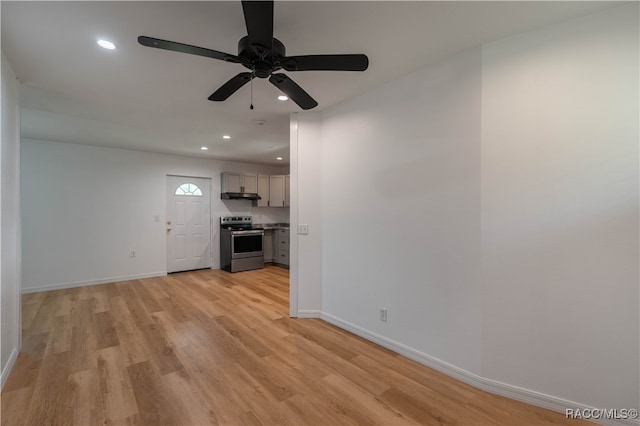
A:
288;119;299;318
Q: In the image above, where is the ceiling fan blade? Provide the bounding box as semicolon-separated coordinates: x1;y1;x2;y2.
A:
269;74;318;110
241;1;274;52
138;36;241;63
208;73;253;101
282;54;369;72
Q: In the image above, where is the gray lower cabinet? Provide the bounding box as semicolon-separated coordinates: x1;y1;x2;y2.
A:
275;229;289;266
262;227;289;267
263;230;274;262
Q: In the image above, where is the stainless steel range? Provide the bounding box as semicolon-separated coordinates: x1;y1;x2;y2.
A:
220;216;264;272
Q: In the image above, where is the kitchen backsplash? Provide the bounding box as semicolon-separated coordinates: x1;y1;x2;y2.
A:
251;206;290;224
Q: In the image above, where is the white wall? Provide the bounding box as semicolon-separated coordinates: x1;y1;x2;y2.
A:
293;3;638;418
321;47;484;374
1;52;22;388
21;139;288;292
252;206;290;225
480;5;639;410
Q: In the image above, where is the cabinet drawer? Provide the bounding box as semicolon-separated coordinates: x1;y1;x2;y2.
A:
277;236;289;252
277;251;289;265
278;229;290;237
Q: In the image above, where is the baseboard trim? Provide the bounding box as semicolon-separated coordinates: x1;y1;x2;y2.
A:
22;271;167;294
296;309;321;318
1;348;19;390
320;312;638;426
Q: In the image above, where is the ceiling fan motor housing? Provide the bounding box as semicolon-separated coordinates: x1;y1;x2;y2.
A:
238;36;286;78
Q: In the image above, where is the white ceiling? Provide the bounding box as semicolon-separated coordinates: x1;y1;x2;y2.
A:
2;1;619;166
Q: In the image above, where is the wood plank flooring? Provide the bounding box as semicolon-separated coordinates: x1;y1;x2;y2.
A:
2;266;587;425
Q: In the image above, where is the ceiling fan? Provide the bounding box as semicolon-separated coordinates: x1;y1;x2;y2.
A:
138;1;369;110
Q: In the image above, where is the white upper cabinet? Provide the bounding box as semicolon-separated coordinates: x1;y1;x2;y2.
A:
222;172;289;207
242;173;258;193
221;172;258;193
222;172;242;193
257;174;270;207
269;175;286;207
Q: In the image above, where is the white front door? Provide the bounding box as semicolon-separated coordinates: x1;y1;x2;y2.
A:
166;176;212;273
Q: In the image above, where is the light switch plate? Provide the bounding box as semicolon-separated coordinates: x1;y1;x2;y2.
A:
298;224;309;235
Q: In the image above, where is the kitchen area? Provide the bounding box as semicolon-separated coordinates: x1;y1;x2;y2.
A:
219;171;290;273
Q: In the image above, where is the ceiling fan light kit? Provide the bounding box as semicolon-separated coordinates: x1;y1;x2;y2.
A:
138;0;368;110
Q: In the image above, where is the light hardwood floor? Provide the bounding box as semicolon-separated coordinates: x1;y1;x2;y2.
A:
2;266;587;425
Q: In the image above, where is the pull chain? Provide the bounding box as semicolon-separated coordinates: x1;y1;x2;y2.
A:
250;74;254;110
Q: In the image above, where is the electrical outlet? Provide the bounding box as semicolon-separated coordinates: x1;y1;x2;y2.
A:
298;224;309;235
379;307;388;322
130;250;136;258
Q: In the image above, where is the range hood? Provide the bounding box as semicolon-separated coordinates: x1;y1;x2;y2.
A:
221;192;261;201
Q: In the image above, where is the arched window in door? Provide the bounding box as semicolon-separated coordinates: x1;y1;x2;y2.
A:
175;183;203;196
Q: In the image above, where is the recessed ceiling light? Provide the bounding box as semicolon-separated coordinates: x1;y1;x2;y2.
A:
276;157;283;161
97;39;116;50
277;95;288;101
201;146;208;151
222;135;231;139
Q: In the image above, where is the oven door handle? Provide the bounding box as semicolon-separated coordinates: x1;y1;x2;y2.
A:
230;230;264;236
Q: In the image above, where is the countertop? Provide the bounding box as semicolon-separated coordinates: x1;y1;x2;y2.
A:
257;223;290;230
